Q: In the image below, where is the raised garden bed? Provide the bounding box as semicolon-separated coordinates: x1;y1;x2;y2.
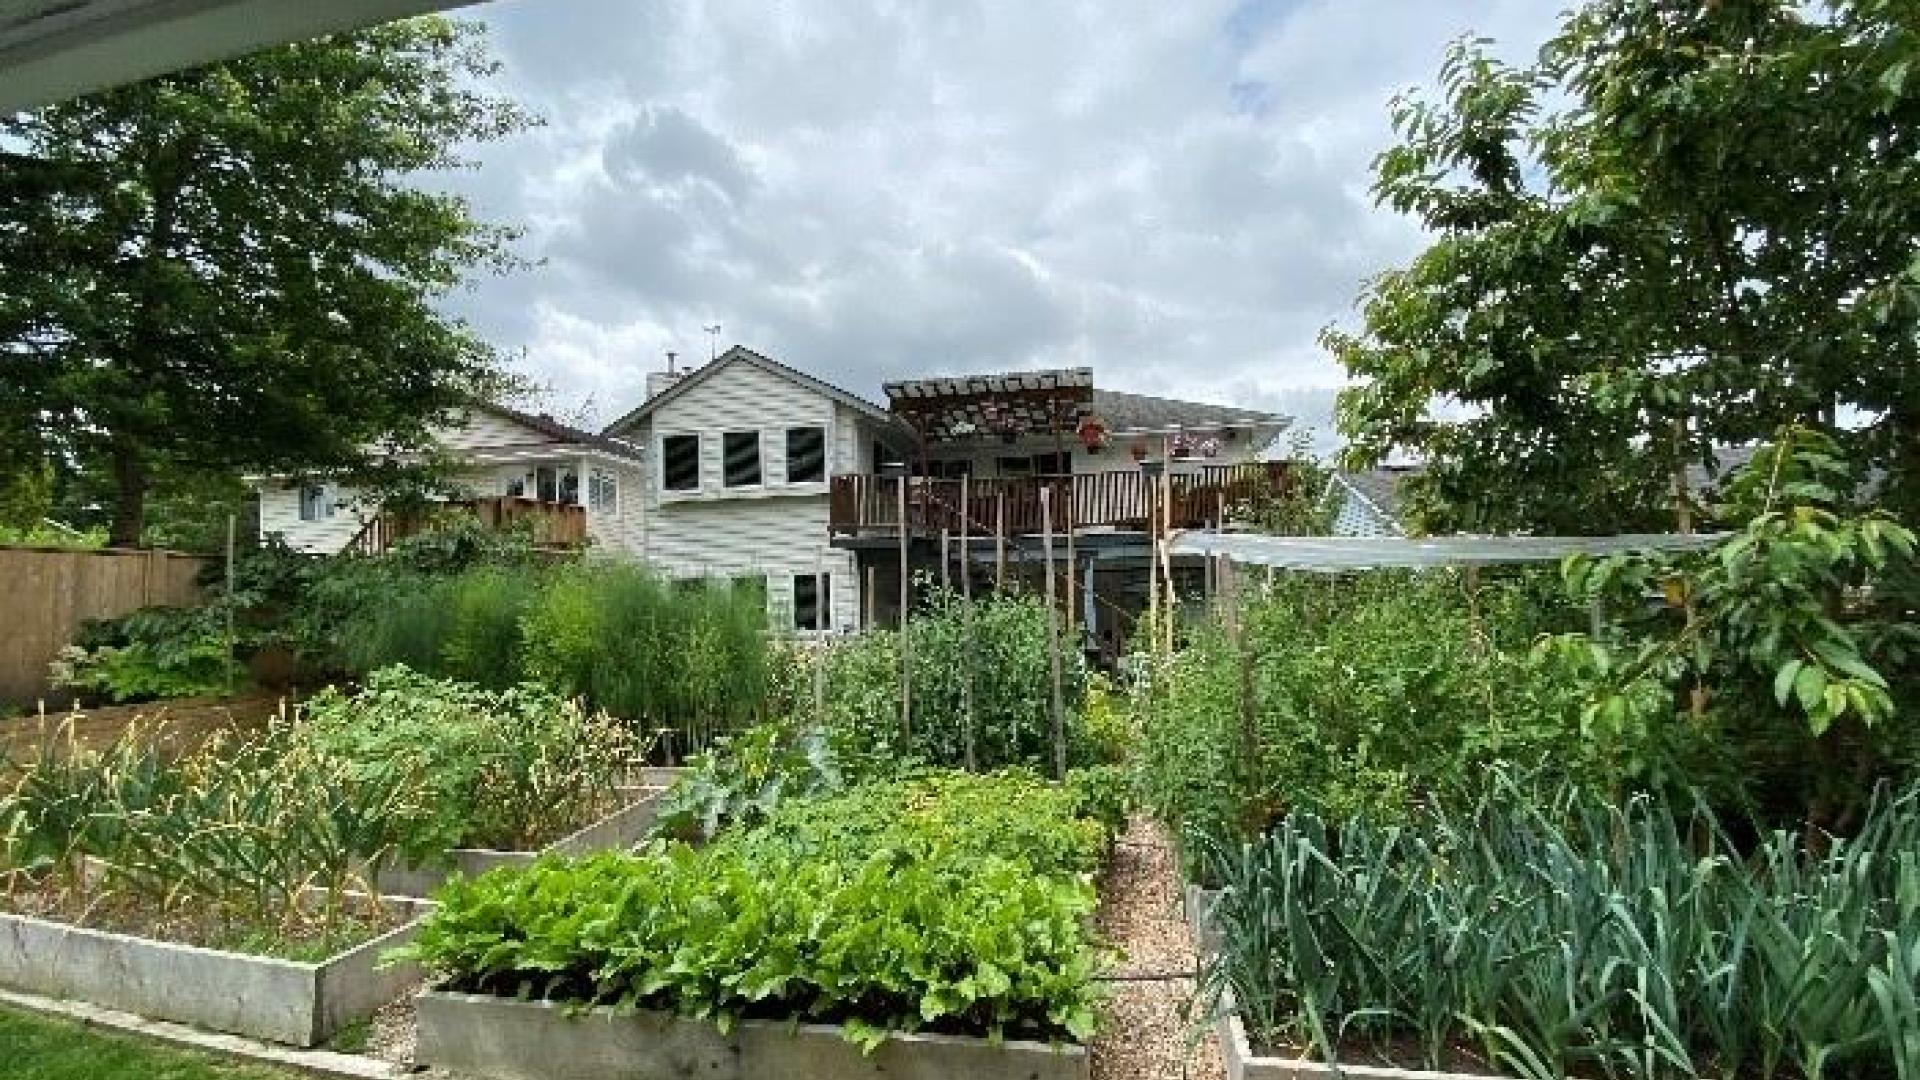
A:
415;988;1089;1080
373;786;664;897
0;893;432;1047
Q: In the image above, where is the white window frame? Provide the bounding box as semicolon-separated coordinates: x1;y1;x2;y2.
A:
722;430;763;489
297;483;333;521
792;572;831;633
588;468;619;514
661;433;702;493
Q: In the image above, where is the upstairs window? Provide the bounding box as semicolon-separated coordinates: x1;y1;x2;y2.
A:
793;573;832;632
723;431;762;487
663;434;701;491
1031;452;1068;476
588;469;618;513
297;484;334;521
785;426;826;484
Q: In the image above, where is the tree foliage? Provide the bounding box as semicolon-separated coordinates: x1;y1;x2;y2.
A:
0;19;532;544
1328;0;1920;533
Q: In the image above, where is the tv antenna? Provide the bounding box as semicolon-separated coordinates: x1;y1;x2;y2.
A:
702;324;722;361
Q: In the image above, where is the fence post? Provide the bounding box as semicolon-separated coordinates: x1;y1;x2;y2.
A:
897;475;912;746
959;482;977;772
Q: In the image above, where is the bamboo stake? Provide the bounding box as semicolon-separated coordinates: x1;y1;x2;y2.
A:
813;558;827;726
897;475;911;745
1160;470;1175;655
865;564;876;629
1040;486;1067;780
940;528;950;591
1065;481;1076;633
1146;479;1159;651
959;482;977;772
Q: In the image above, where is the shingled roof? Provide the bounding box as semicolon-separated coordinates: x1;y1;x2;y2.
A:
1090;389;1288;435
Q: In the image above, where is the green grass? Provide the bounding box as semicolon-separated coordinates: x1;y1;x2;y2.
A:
0;1007;302;1079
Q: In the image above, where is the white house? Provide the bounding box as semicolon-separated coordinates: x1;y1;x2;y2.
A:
256;404;648;556
258;346;1292;641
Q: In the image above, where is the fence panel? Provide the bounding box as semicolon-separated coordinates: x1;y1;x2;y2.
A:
0;546;212;709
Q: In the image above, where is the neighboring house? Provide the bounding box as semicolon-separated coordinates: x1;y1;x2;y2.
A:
1323;466;1421;537
256;346;1294;641
256;404;647;556
598;346;909;634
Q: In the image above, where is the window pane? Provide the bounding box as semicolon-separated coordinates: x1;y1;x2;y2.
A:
786;426;826;484
997;455;1033;476
663;435;701;491
723;431;761;487
793;572;831;631
536;465;558;502
559;467;579;505
589;469;617;513
1032;452;1067;476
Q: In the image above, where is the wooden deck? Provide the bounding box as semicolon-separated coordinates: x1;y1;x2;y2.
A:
828;462;1291;537
344;496;587;556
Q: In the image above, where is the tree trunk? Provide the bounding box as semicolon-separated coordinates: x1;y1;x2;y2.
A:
108;440;148;547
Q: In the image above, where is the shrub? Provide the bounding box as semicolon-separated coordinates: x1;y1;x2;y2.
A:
50;606;248;703
1202;779;1920;1080
400;771;1105;1049
300;665;634;858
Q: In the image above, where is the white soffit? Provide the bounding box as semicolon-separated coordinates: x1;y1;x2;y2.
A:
0;0;485;113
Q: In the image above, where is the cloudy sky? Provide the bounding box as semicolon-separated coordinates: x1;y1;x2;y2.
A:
445;0;1560;452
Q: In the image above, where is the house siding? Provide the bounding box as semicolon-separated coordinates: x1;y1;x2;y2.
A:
611;360;881;632
258;482;373;554
437;410;563;452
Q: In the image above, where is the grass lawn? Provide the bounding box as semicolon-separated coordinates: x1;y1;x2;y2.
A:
0;1006;301;1080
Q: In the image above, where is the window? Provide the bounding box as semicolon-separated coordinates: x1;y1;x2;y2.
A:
723;431;762;487
996;455;1033;477
874;439;904;472
588;469;618;513
785;426;826;484
533;465;579;504
663;434;701;491
503;474;527;498
1030;452;1068;476
931;459;971;479
297;484;333;521
793;573;832;632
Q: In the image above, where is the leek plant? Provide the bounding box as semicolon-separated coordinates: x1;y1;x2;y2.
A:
1201;779;1920;1079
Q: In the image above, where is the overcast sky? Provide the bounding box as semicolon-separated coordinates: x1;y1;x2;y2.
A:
446;0;1560;452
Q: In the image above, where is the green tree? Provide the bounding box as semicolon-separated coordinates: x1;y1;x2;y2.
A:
1327;0;1920;534
0;18;531;546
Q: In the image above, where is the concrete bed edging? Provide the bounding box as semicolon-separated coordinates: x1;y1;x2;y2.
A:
374;785;664;898
416;988;1091;1080
1183;884;1509;1080
0;900;429;1047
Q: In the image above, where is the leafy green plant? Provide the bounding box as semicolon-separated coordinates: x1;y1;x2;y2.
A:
398;771;1106;1050
1201;778;1920;1080
649;721;858;842
50;606;248;703
300;665;635;859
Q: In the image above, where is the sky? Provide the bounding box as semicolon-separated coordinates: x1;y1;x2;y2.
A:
445;0;1561;453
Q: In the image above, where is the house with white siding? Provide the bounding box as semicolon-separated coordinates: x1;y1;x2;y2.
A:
598;346;909;633
256;404;648;557
257;345;1294;645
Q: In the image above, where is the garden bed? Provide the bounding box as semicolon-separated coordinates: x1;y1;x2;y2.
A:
416;988;1089;1080
0;895;430;1047
371;785;663;897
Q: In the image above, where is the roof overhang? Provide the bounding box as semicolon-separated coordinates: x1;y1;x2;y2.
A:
0;0;484;113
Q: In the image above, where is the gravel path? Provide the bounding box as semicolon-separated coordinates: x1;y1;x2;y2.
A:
1091;815;1224;1080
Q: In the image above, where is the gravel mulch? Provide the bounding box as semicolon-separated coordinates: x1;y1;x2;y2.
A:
1090;815;1224;1080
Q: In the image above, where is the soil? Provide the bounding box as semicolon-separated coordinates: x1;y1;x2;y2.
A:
1;877;408;962
1090;815;1224;1080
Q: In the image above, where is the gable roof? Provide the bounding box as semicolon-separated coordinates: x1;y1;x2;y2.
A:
1092;389;1288;436
602;346;898;436
475;403;647;463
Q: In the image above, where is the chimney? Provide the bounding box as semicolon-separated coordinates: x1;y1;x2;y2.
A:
646;350;688;401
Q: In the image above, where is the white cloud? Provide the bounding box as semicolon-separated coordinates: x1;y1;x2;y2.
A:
444;0;1564;440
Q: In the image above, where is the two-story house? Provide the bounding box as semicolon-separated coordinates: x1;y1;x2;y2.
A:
256;346;1292;646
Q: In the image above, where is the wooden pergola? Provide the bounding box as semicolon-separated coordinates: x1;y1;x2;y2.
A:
882;367;1094;448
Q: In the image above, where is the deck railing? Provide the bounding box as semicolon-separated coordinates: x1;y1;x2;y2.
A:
343;496;588;556
828;461;1292;536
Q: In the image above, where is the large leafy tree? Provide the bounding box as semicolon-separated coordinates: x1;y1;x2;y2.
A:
1328;0;1920;534
0;19;530;546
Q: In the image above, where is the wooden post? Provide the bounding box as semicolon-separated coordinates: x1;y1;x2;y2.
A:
1040;486;1067;781
940;528;950;591
813;559;827;726
1146;479;1159;650
1161;469;1176;655
994;491;1007;591
959;482;977;772
1064;481;1076;632
865;564;876;629
897;475;912;745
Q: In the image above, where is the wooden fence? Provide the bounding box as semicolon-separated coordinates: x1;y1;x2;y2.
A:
0;546;213;709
